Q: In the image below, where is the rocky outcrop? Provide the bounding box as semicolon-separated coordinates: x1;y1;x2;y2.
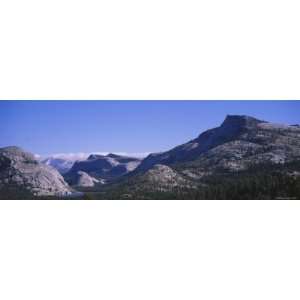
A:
0;146;73;198
140;164;193;191
69;171;104;187
106;164;196;199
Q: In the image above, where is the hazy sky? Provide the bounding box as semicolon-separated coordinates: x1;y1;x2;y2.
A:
1;100;299;156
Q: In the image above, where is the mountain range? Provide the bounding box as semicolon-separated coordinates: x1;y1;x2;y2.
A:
1;115;300;199
64;153;141;186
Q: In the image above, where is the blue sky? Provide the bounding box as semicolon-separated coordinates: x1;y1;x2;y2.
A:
0;101;299;157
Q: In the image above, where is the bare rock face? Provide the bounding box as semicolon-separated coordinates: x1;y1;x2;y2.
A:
110;164;196;199
143;164;186;186
0;146;73;197
72;171;104;187
138;164;194;192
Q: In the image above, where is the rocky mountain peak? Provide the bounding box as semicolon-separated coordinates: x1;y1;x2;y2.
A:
106;153;122;159
221;115;265;129
87;154;105;160
1;146;24;152
0;146;37;165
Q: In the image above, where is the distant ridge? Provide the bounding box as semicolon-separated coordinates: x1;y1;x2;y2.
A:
64;152;142;185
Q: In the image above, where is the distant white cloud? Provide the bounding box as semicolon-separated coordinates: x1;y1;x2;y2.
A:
50;152;101;161
37;151;150;161
112;152;151;159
